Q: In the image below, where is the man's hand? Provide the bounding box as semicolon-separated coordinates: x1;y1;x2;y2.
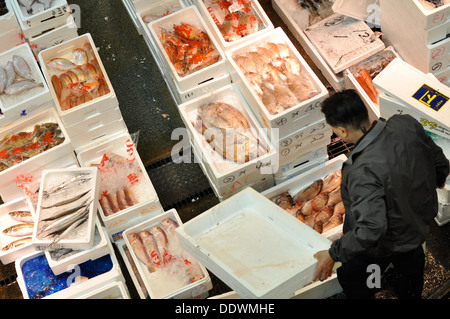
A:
313;250;335;282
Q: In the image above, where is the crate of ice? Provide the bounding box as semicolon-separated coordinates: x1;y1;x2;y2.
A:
32;167;100;251
123;209;212;299
176;187;332;299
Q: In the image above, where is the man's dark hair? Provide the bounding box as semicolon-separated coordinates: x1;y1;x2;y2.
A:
321;89;370;130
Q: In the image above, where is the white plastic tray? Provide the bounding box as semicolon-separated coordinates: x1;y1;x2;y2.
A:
176;187;332;299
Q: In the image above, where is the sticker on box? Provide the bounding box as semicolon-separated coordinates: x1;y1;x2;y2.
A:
412;83;449;111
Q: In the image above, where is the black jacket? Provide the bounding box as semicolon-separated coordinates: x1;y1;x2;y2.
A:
329;115;449;263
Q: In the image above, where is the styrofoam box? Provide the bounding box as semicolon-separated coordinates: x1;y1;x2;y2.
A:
0;25;25;54
332;0;379;22
0;43;53;122
271;0;344;91
76;132;163;233
374;58;450;139
179;84;278;187
45;218;109;276
27;14;78;57
433;63;450;84
64;106;123;137
384;0;450;30
77;280;131;299
277;117;329;151
226;27;329;137
115;239;149;298
15;9;72;40
123;208;213;299
263;155;346;242
0;197;37;265
148;6;227;92
11;0;70;29
0;1;20;34
15;231;125;299
177;188;332;299
278;136;330;171
437;184;450;203
274;153;329;186
0;108;74;201
422;18;450;45
194;0;274;52
32;167;100;251
0;99;54;128
435;202;450;226
276;146;328;176
344;47;401;123
38;33;119;126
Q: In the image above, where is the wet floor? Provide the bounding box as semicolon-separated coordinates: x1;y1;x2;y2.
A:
0;0;448;299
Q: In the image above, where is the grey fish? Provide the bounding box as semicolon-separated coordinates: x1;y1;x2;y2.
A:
41;189;91;209
41;198;91;221
0;67;6;94
12;55;34;81
5;61;16;87
4;80;43;95
37;0;53;10
39;205;90;238
49;215;88;248
43;173;91;198
18;0;36;14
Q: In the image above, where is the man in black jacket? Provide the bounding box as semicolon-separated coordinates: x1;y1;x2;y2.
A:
313;90;449;299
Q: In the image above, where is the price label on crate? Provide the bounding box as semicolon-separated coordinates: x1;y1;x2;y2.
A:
412;83;450;112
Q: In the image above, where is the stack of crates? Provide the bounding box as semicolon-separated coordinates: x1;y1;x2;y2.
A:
380;0;450;87
10;0;78;56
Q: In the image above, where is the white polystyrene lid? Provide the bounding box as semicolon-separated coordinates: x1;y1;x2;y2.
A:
332;0;380;24
373;58;450;131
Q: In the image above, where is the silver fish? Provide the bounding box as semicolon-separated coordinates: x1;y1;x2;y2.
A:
0;67;6;94
41;189;91;209
43;173;91;198
5;61;16;87
12;55;34;81
18;0;36;14
49;215;88;248
39;205;90;238
41;198;91;221
4;80;43;95
37;0;53;10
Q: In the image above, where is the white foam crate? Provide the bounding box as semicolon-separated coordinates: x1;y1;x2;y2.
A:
0;197;37;265
263;155;346;242
304;13;385;74
27;14;78;57
0;43;53;122
0;108;74;201
77;280;131;299
274;145;328;179
32;167;100;251
332;0;379;22
148;6;227;92
274;155;328;186
45;218;109;276
76;132;163;236
177;188;332;299
64;106;123;137
0;1;20;33
194;0;274;52
115;238;149;298
433;63;450;84
278;136;330;171
0;99;54;129
344;47;401;123
123;208;213;299
374;58;450;139
15;232;125;299
438;184;450;203
38;33;119;126
226;27;329;137
435;202;450;226
271;0;344;91
11;0;70;29
179;84;277;188
277;117;329;150
0;25;25;54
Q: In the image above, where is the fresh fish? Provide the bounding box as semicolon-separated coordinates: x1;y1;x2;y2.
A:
322;201;345;233
322;170;342;193
5;61;16;87
41;189;91;209
83;43;96;62
124;187;138;206
4;80;43;95
73;48;88;66
286;180;323;216
39;205;90;238
18;0;35;14
3;223;34;237
139;230;162;270
116;189;128;211
195;102;268;163
261;83;284;115
37;0;53;10
2;237;32;251
238;12;259;37
47;58;77;71
0;66;6;94
313;205;334;233
100;195;114;217
9;211;34;224
274;84;298;109
12;55;34;81
327;186;342;207
234;55;258;74
106;192;120;213
41;198;91;222
221;13;241;42
272;191;294;211
42;173;91;198
128;233;154;269
160;218;179;242
300;192;329;217
49;214;88;247
151;226;171;265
